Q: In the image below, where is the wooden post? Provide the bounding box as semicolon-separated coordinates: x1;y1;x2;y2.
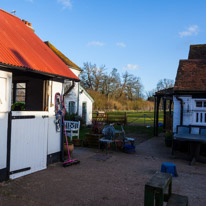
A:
163;98;166;132
60;116;64;162
125;112;127;125
154;96;157;136
169;100;172;115
154;97;161;136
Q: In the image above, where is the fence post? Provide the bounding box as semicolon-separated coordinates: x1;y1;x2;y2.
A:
144;114;146;126
107;112;109;124
125;112;127;125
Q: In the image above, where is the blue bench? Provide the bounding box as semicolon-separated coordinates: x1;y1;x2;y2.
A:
172;125;206;165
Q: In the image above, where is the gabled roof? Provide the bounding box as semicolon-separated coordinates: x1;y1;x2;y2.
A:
0;9;79;81
45;41;82;72
174;44;206;92
79;85;94;103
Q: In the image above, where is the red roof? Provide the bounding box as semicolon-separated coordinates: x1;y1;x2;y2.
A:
174;59;206;92
0;9;79;81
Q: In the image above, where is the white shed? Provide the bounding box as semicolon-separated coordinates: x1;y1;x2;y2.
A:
173;44;206;132
0;10;79;181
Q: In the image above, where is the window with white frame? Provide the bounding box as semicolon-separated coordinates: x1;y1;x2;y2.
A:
195;100;206;108
68;101;75;114
191;99;206;125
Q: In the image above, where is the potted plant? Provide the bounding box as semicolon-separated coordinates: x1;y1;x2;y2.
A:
164;132;173;147
64;136;74;155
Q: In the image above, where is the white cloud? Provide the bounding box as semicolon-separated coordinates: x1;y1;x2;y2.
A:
179;25;199;38
123;64;139;71
116;42;126;48
87;41;104;47
57;0;72;9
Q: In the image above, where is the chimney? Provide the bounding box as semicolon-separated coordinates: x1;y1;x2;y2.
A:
22;19;35;32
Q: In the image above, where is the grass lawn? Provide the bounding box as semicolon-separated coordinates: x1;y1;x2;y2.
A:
80;111;164;140
101;111;163;125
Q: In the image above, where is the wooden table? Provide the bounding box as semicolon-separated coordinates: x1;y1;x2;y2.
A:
174;133;206;165
144;172;172;206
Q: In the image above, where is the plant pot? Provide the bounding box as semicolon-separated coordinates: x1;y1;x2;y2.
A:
64;143;74;155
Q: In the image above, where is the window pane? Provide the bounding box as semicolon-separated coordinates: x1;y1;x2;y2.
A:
69;101;75;114
204;102;206;107
16;96;25;102
17;83;26;88
196;101;202;107
15;83;26;104
196;113;199;122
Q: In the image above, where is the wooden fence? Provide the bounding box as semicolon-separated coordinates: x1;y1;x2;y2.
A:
92;111;127;124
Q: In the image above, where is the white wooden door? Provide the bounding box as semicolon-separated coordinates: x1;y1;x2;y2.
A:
10;111;48;179
0;71;12;171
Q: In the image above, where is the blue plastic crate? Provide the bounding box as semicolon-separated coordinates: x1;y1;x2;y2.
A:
123;144;136;153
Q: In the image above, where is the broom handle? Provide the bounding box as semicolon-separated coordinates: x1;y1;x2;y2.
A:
55;93;71;161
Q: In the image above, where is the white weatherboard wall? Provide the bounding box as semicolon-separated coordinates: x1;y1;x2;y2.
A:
0;71;12;170
79;89;93;125
64;68;80;115
173;96;206;132
47;81;63;155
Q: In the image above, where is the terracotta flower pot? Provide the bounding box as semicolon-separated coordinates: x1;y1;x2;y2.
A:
64;143;74;155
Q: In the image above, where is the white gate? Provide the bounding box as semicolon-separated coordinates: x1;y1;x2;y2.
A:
10;111;49;179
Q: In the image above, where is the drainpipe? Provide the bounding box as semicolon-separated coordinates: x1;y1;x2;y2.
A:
176;96;183;125
77;82;80;115
63;80;75;99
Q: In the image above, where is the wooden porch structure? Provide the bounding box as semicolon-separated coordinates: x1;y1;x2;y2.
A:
154;88;174;136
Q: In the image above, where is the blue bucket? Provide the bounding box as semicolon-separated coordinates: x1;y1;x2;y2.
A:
123;144;136;153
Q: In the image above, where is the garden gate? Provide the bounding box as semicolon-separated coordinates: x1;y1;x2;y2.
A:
9;111;49;179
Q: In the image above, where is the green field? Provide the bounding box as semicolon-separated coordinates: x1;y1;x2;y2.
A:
78;111;164;140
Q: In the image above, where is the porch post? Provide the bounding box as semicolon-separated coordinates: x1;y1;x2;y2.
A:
60;117;64;162
153;96;157;136
169;100;172;115
6;111;12;180
163;97;166;132
154;96;160;136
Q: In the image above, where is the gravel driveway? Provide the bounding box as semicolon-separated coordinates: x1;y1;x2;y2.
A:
0;134;206;206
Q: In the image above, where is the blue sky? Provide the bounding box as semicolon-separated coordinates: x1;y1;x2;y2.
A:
2;0;206;94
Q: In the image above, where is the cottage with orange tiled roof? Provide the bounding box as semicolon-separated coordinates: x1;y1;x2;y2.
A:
154;44;206;137
45;41;94;125
0;9;79;181
173;44;206;132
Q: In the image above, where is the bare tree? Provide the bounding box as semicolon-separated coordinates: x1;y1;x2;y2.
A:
80;62;105;91
156;78;174;91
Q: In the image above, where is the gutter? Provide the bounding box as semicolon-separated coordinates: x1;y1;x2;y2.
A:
176;96;183;125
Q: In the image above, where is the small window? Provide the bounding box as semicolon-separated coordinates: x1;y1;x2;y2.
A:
68;101;75;114
204;101;206;107
196;101;202;107
12;82;26;111
15;83;26;103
